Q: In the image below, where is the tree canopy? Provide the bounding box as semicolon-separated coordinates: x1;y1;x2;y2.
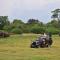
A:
0;9;60;34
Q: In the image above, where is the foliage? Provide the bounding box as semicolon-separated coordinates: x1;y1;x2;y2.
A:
3;25;10;32
0;16;10;30
46;27;60;34
13;19;24;24
0;13;60;34
27;19;40;24
46;20;58;28
51;9;60;19
11;28;23;34
31;27;46;34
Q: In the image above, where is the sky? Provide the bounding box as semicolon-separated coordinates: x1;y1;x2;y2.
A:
0;0;60;23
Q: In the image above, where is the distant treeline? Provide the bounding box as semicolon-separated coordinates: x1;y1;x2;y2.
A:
0;16;60;34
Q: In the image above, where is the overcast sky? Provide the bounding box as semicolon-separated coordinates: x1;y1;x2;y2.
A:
0;0;60;23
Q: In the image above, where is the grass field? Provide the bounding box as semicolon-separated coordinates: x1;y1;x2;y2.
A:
0;34;60;60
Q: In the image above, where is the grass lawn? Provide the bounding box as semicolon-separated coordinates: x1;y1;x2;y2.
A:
0;34;60;60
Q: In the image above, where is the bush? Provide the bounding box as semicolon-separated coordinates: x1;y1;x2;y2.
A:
31;27;46;34
11;28;23;34
23;28;31;33
46;27;60;34
3;25;10;32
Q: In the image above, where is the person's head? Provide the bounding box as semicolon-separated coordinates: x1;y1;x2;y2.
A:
44;33;47;35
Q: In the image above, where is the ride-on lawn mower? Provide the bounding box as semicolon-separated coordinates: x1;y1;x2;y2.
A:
30;34;53;48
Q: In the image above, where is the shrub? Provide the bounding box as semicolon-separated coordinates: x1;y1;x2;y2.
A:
11;28;23;34
46;27;60;34
31;27;46;34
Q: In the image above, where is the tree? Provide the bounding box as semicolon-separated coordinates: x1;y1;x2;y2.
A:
46;9;60;34
9;19;25;34
11;19;24;29
51;9;60;20
13;19;24;24
31;27;46;34
11;28;23;34
0;16;10;30
46;20;58;28
27;19;40;24
46;27;59;34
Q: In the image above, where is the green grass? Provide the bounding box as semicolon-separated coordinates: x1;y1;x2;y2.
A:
0;34;60;60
